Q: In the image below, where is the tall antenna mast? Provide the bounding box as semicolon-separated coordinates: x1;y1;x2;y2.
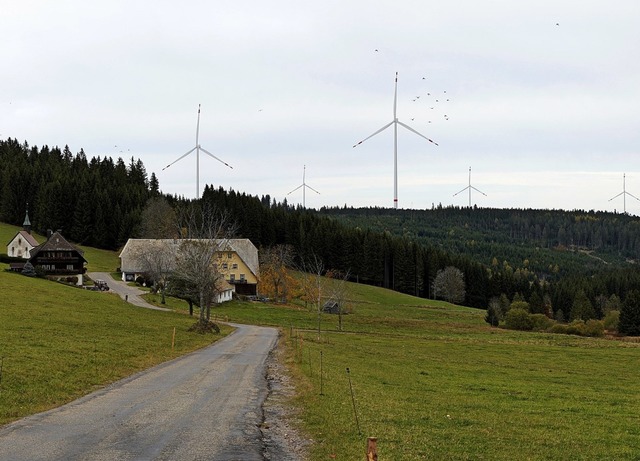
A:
162;104;233;199
608;172;640;214
353;72;438;209
287;165;320;208
453;166;487;207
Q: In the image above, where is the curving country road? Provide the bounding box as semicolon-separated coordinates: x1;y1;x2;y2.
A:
0;324;281;461
87;272;169;311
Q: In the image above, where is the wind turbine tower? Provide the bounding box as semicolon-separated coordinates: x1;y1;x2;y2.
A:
608;173;639;214
287;165;320;208
162;104;233;199
353;72;438;209
454;167;487;207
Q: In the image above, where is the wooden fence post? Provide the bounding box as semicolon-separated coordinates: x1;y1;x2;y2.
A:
366;437;377;461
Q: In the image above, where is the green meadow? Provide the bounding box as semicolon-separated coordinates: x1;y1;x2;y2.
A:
209;283;640;460
3;220;640;459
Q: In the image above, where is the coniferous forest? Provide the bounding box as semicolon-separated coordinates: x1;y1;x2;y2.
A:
3;137;640;322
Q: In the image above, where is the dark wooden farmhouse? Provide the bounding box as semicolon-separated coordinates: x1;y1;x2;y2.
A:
29;230;87;285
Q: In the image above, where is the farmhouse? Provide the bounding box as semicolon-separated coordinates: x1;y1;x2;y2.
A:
6;209;39;259
119;238;259;299
28;230;87;285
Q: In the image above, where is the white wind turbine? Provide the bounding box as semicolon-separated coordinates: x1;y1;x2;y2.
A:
162;104;233;199
287;165;320;208
608;173;640;214
454;167;487;207
353;72;438;209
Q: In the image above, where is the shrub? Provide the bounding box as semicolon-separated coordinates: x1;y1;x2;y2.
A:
530;314;554;332
510;300;530;312
565;320;586;336
504;308;534;331
583;319;605;337
603;310;619;331
548;323;569;335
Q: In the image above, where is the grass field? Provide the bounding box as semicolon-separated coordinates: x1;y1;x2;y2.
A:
209;284;640;460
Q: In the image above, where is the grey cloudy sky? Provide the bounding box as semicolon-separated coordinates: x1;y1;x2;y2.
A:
2;1;640;213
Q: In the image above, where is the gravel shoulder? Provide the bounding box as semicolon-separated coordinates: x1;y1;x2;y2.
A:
261;338;311;460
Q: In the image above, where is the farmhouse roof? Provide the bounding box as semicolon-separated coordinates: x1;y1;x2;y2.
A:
30;231;86;261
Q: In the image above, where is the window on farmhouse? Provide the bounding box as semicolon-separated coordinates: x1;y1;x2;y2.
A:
222;263;228;269
240;274;246;281
230;274;236;282
228;252;233;259
232;263;238;269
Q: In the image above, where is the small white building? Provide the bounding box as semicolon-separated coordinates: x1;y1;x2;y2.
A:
6;209;39;259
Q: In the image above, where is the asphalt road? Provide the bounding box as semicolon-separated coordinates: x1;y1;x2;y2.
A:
87;272;169;311
0;324;279;461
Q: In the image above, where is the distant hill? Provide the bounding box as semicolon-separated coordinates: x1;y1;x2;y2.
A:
318;205;640;280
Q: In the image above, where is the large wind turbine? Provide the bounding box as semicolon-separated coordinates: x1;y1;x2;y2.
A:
353;72;438;209
162;104;233;199
454;167;487;207
608;173;639;214
287;165;320;208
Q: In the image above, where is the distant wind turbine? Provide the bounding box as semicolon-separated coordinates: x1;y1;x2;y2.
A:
353;72;438;209
162;104;233;199
287;165;320;208
453;167;487;207
608;173;639;214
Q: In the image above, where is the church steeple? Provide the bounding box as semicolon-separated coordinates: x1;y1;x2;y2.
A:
23;204;32;234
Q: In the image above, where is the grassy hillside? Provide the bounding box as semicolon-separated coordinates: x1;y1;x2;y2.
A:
211;283;640;460
0;269;231;425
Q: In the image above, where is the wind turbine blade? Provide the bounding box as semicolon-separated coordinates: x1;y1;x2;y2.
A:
306;185;321;195
162;147;197;170
353;121;394;148
470;186;488;196
626;192;640;202
199;147;233;169
609;192;624;201
453;186;469;197
287;184;304;195
397;121;439;146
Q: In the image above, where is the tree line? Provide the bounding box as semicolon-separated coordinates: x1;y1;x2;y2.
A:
0;138;157;249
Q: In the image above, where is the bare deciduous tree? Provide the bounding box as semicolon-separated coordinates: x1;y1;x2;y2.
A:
132;240;174;304
433;266;466;304
326;269;352;331
298;255;325;339
138;197;177;239
172;203;237;331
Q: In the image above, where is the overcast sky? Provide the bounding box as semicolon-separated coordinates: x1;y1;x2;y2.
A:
2;1;640;213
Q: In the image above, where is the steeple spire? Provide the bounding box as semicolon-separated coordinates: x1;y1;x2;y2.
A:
23;203;32;234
